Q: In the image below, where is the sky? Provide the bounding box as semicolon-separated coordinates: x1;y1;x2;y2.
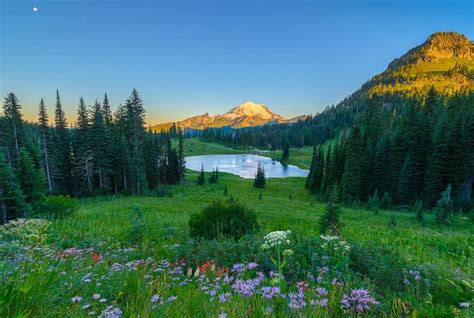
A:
1;0;473;125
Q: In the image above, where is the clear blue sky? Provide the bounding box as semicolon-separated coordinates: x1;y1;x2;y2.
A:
1;0;472;124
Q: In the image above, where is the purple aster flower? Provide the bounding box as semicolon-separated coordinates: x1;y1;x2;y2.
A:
341;289;379;313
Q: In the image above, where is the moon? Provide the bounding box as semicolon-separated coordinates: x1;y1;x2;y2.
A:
33;6;38;12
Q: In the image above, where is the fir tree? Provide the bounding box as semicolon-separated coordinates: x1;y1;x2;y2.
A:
197;164;205;185
318;185;341;235
380;191;393;210
223;185;228;196
91;99;111;190
178;132;186;185
342;126;362;201
253;162;266;189
73;97;92;194
398;155;413;206
102;93;113;128
423;109;449;208
435;184;452;225
131;138;147;194
53;90;74;195
281;137;290;162
0;150;30;223
17;148;47;212
38;98;53;193
3;92;25;166
413;199;423;222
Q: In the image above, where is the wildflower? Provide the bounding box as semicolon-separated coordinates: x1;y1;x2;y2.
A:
98;306;122;318
247;262;258;269
167;295;177;302
261;286;280;300
151;294;161;303
218;312;227;318
99;298;107;303
82;304;91;309
71;296;82;303
218;293;231;303
93;293;101;300
262;230;292;249
316;287;328;296
288;288;306;310
341;289;379;312
232;263;246;273
460;302;471;309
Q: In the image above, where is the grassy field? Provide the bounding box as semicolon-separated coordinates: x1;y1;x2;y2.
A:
1;138;473;317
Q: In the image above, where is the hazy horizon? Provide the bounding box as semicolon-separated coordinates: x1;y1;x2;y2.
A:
1;0;473;125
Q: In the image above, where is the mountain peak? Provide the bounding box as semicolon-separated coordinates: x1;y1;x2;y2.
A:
152;101;290;131
227;101;277;119
365;31;474;96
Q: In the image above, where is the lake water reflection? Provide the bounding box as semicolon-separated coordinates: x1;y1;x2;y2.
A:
185;154;309;179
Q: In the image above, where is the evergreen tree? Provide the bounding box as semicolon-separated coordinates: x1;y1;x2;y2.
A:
398;155;413;206
423;109;449;208
223;185;228;196
308;145;324;194
3;92;25;166
73;97;92;194
178;131;186;185
53;90;74;195
131;138;147;194
17;148;47;212
102;93;113;128
253;162;266;189
0;150;30;223
281;137;290;162
342;126;362;201
305;144;317;189
319;185;341;235
90;99;111;190
434;184;452;225
38;98;53;193
413;199;423;222
380;192;393;210
197;164;205;185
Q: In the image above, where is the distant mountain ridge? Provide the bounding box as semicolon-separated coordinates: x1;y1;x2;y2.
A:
152;101;305;131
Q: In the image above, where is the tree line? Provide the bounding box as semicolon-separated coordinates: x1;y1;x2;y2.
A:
306;88;474;212
1;89;185;223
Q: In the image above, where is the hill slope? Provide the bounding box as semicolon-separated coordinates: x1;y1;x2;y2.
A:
364;31;474;97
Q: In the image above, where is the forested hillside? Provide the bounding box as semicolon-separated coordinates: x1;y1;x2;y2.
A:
0;89;185;223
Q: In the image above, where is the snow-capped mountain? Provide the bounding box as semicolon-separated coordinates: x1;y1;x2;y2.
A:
152;101;303;131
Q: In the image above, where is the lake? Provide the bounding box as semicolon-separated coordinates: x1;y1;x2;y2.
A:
185;154;309;179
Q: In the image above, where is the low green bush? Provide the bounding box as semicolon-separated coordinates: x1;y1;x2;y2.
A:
188;198;259;240
40;195;79;219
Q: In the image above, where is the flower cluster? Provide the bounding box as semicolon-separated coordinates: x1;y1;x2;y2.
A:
261;230;292;250
320;235;351;253
341;288;379;313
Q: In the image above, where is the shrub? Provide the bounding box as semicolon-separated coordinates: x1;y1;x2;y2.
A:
319;185;341;235
40;195;79;219
188;198;259;240
380;192;393;209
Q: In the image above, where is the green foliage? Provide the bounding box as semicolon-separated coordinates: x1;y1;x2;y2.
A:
188;198;259;240
380;192;393;210
197;164;205;185
40;195;79;219
318;185;341;235
17;148;47;212
208;168;219;184
0;150;30;223
435;184;452;224
253;162;266;189
223;185;228;196
413;199;424;222
366;189;380;211
129;206;143;246
388;216;397;229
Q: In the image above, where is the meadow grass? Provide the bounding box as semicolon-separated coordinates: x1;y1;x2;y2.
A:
2;171;473;317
